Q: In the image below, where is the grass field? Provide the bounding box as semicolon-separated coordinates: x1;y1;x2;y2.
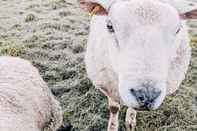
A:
0;0;197;131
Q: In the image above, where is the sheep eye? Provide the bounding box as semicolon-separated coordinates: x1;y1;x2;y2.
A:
176;25;182;34
176;27;181;34
106;22;114;33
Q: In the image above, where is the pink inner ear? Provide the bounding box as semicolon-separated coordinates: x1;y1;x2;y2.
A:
80;1;95;12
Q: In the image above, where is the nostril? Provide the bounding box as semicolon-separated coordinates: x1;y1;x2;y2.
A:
130;89;135;93
138;96;144;102
130;88;146;103
130;88;143;100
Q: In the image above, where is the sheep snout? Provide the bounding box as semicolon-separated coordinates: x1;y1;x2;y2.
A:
130;87;161;110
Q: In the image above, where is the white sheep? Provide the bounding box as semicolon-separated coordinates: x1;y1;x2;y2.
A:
0;56;62;131
79;0;194;131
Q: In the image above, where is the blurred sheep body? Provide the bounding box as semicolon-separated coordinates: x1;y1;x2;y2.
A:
0;56;62;131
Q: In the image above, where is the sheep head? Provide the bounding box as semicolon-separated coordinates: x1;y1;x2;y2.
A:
80;0;194;110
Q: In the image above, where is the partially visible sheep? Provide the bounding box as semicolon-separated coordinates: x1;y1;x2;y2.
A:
0;56;62;131
79;0;194;131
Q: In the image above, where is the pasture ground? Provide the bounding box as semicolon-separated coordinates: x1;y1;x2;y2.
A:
0;0;197;130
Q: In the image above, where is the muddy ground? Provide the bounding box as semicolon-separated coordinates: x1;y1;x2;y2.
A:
0;0;197;131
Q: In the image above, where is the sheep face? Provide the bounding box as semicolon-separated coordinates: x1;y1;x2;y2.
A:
105;0;182;110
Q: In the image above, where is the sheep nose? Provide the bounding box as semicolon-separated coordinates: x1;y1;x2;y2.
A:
130;87;161;110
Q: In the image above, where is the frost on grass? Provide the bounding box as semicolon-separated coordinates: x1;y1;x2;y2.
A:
0;42;26;56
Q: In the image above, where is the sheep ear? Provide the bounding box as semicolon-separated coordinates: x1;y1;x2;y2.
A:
180;9;197;19
79;0;108;15
160;0;197;19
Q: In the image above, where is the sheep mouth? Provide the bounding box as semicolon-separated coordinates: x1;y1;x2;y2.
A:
134;106;153;111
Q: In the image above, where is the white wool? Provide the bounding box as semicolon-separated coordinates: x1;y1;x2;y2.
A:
0;56;62;131
85;0;191;108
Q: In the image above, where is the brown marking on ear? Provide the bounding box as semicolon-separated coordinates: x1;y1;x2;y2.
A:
90;5;102;16
79;1;107;15
180;9;197;19
92;5;107;15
